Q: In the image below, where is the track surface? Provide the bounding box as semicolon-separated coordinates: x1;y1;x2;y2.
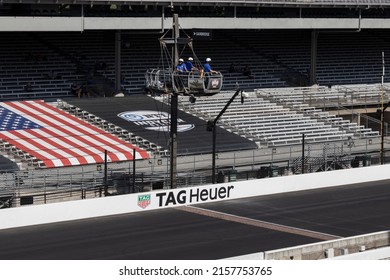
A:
1;180;390;260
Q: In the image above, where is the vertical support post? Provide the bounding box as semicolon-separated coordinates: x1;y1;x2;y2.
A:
161;6;165;32
302;134;305;174
212;125;217;184
170;93;178;188
104;149;108;195
115;30;122;94
381;108;384;165
80;4;84;31
310;30;318;85
380;51;385;165
132;149;136;193
173;14;179;67
211;89;242;184
170;14;179;189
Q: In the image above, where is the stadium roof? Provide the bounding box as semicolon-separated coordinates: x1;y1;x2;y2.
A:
1;0;390;8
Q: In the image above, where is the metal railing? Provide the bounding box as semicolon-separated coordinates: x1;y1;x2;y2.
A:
0;137;386;208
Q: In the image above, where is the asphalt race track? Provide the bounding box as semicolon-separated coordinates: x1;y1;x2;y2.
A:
1;179;390;260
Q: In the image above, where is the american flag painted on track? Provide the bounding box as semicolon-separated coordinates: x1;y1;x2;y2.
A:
0;100;150;168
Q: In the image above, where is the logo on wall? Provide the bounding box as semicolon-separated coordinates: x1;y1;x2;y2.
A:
211;79;220;88
118;110;195;132
138;194;151;209
192;29;212;41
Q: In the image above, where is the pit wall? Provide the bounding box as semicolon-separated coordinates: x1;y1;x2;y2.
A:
264;231;390;260
1;164;390;230
224;231;390;260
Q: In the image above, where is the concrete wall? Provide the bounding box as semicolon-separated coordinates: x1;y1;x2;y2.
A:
224;231;390;260
0;17;84;31
324;246;390;260
1;164;390;230
264;231;390;260
0;17;389;32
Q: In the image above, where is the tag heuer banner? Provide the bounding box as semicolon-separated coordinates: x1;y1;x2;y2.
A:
137;194;151;209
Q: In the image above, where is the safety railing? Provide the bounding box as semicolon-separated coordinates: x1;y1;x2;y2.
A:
0;137;386;208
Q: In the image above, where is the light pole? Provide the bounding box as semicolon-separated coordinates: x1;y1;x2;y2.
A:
207;89;243;184
379;101;390;164
301;133;305;174
104;149;108;196
164;14;192;188
380;52;388;165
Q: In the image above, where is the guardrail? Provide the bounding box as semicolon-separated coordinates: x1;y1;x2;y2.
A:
0;137;388;208
263;230;390;260
225;231;390;260
2;163;390;230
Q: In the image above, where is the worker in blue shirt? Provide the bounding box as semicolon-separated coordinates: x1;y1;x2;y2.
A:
175;58;187;91
185;57;198;72
176;58;188;73
202;57;219;88
203;58;218;74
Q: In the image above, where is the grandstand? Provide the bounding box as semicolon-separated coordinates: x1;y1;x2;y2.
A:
2;0;390;263
2;28;390;99
0;0;389;206
173;88;379;147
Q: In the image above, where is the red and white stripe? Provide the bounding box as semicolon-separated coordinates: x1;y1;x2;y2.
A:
0;100;150;168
